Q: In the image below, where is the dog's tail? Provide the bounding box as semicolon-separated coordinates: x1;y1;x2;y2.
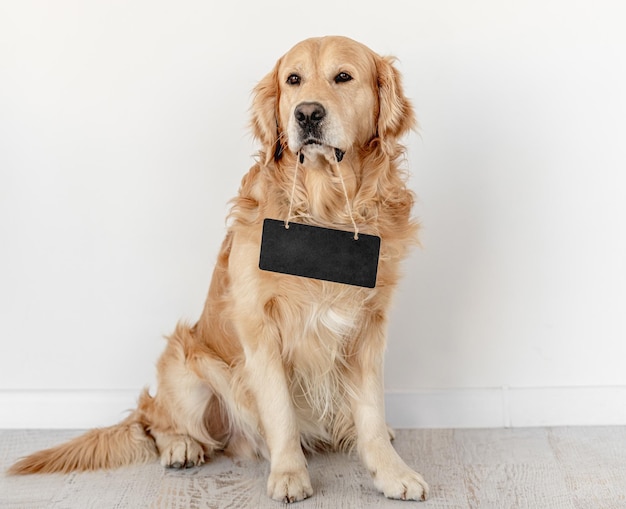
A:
7;391;158;475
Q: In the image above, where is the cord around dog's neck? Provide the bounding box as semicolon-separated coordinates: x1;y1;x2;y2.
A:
284;154;301;231
333;160;359;240
284;151;359;240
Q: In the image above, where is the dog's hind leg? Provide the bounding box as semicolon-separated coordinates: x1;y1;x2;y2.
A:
153;432;206;469
138;324;231;469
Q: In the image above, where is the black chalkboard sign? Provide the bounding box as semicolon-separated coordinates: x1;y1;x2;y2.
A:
259;218;380;288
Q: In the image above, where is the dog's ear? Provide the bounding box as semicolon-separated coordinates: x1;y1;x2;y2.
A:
376;56;416;150
250;59;283;164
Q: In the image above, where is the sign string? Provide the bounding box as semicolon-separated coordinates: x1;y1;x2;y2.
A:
284;152;359;240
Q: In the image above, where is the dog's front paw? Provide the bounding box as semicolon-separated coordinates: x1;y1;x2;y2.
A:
373;465;429;501
267;468;313;503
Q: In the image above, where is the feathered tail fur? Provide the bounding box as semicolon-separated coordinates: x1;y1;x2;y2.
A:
7;394;157;475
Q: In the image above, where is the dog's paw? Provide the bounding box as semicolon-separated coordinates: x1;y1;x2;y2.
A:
158;434;205;469
373;465;429;501
267;468;313;503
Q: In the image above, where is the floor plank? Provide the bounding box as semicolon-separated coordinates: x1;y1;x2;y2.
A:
1;427;625;508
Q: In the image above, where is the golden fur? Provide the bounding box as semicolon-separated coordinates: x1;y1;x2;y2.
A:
8;36;429;502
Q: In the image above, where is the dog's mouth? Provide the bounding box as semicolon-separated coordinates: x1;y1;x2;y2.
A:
333;147;345;163
300;139;345;163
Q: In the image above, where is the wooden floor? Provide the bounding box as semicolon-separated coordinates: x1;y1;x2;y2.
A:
2;427;626;508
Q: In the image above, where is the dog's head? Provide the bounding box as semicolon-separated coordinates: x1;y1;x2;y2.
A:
251;36;415;164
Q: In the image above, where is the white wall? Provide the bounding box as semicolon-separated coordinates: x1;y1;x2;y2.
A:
1;1;625;428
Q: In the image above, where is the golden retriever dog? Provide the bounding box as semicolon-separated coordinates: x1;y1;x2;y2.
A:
9;35;429;503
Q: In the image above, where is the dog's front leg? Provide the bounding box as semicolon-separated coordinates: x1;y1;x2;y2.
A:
350;321;429;501
241;323;312;503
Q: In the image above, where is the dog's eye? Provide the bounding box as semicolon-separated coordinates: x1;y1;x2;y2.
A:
287;74;301;86
334;72;353;83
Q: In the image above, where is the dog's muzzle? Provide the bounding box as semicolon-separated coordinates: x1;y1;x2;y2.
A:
293;102;345;163
294;101;326;137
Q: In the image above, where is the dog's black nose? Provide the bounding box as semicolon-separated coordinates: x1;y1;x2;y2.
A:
294;102;326;128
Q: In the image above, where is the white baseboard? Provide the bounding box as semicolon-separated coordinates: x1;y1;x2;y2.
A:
0;390;141;429
386;386;626;428
1;386;626;429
